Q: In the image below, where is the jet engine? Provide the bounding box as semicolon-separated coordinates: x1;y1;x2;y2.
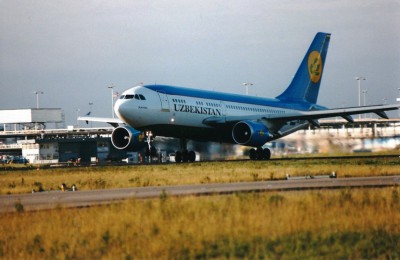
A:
111;126;145;150
232;121;271;147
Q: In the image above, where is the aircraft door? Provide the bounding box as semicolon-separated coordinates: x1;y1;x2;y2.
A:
157;92;170;112
220;101;226;117
220;101;226;119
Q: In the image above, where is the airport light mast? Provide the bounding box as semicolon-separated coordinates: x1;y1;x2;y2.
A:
362;90;368;119
76;108;80;128
108;84;115;118
397;88;400;117
355;77;366;119
33;91;44;109
89;102;93;127
243;82;253;95
89;102;93;113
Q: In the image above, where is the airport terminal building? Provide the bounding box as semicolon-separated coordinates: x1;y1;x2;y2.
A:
0;109;127;164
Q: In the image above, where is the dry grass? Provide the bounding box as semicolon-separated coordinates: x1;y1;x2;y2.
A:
1;156;400;258
1;156;400;195
0;188;399;258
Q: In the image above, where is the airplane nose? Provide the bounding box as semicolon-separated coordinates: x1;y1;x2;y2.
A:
114;99;131;123
114;99;124;118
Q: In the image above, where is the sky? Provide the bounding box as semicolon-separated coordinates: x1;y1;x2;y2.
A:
1;0;399;126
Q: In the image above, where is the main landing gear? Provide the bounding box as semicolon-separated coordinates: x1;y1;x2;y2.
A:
175;138;196;163
249;147;271;160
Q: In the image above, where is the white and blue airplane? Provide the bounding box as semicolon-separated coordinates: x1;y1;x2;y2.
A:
80;32;399;162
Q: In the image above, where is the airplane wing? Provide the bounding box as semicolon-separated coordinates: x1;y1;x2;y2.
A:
203;104;400;128
78;116;123;127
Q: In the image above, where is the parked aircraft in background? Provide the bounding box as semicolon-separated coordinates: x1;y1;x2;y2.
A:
79;32;399;162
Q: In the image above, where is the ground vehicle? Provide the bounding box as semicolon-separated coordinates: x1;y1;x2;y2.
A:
11;156;29;164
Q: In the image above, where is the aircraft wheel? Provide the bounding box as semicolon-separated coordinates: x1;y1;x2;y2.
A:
256;147;264;160
249;148;257;160
263;148;271;160
182;150;189;163
175;151;182;163
188;151;196;162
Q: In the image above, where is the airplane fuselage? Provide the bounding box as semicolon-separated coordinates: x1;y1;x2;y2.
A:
114;85;313;144
79;33;399;161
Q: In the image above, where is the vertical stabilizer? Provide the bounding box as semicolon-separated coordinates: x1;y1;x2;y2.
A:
276;32;331;104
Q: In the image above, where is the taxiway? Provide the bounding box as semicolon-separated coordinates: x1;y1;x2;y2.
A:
1;175;399;213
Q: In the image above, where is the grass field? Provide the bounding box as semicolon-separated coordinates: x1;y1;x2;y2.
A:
0;156;400;258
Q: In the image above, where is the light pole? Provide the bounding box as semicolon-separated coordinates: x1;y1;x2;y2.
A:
89;102;93;127
355;77;366;119
362;90;368;119
362;90;367;106
243;82;253;95
397;88;400;117
89;102;93;114
33;91;44;109
76;108;80;128
108;84;115;118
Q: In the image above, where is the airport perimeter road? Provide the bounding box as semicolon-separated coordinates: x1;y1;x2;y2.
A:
1;175;399;213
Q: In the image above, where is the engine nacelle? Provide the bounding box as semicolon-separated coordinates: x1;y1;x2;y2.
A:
232;121;271;147
111;126;146;150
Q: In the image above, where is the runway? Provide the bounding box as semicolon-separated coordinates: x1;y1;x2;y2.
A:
1;175;399;213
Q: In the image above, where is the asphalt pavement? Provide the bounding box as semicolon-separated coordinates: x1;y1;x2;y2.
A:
1;175;399;213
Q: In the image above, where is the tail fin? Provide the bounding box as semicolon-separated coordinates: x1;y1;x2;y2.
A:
276;32;331;104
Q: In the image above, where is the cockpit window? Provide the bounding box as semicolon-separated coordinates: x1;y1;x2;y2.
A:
134;94;146;100
119;94;145;100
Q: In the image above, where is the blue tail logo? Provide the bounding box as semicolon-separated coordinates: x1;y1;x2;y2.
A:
308;51;322;83
276;32;330;105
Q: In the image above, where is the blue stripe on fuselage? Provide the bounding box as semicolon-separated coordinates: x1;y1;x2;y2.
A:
144;85;326;111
